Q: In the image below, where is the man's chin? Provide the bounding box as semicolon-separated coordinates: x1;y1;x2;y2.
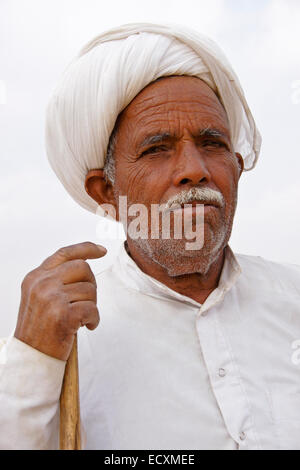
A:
132;236;226;277
160;246;223;277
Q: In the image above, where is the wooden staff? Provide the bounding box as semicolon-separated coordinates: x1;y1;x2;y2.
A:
59;334;81;450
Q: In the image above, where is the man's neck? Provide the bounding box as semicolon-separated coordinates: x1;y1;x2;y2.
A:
125;240;226;305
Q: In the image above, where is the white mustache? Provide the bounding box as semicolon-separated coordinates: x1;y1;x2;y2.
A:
160;187;224;213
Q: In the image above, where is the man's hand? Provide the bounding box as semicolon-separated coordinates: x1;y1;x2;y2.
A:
14;242;107;361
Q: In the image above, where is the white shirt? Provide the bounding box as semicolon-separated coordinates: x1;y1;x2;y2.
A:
1;243;300;450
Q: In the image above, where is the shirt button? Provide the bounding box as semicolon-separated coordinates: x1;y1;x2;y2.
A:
239;431;246;441
218;368;226;377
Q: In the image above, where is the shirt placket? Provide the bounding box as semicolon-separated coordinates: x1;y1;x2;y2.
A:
195;291;260;450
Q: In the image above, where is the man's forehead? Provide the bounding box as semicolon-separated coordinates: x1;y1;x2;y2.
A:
125;76;222;111
118;76;230;132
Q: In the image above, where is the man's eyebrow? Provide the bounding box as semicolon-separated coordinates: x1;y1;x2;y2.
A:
138;133;173;149
196;128;229;140
137;128;230;151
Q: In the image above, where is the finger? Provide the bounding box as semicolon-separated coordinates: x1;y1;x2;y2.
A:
56;259;97;285
63;282;97;304
41;242;107;270
69;301;100;330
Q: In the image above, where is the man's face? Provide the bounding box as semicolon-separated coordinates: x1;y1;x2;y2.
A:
112;76;243;276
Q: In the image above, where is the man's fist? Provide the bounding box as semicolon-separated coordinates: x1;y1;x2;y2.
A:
14;242;107;361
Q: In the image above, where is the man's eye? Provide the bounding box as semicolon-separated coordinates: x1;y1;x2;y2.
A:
203;140;225;148
141;146;168;156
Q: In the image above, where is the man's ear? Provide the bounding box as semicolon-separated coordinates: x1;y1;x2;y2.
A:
235;153;244;178
85;169;116;208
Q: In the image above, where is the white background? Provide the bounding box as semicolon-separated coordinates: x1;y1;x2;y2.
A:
0;0;299;336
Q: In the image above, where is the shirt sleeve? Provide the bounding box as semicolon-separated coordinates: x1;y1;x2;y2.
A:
0;335;66;450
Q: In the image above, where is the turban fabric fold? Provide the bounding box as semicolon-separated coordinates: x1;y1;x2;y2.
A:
45;23;262;215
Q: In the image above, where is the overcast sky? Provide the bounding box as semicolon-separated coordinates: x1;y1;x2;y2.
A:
1;0;300;336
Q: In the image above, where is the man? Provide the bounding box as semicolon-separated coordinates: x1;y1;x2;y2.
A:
1;23;300;450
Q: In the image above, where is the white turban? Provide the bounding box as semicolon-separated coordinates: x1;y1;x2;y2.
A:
45;23;262;215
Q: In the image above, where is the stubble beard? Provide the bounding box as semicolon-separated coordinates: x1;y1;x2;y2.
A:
129;200;237;277
114;183;238;277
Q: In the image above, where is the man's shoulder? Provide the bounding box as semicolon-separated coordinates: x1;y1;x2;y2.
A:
235;251;300;272
235;251;300;295
0;337;8;352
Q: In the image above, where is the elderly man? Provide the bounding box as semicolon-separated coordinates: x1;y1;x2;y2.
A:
1;23;300;451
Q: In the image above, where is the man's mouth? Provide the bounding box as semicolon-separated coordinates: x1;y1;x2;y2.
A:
166;199;220;212
189;200;219;208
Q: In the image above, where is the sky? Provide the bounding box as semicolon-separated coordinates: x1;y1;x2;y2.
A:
0;0;300;336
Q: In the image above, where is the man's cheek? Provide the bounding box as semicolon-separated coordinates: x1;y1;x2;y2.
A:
124;167;153;202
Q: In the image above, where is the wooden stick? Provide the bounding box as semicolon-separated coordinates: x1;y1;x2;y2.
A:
59;334;81;450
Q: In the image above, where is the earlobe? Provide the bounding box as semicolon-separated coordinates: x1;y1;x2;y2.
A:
85;169;116;207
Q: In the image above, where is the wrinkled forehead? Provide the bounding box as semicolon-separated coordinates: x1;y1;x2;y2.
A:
116;75;231;139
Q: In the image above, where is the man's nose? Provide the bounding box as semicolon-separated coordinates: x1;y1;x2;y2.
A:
172;141;211;187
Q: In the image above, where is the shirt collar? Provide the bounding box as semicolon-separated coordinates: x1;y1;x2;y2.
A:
114;241;242;311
